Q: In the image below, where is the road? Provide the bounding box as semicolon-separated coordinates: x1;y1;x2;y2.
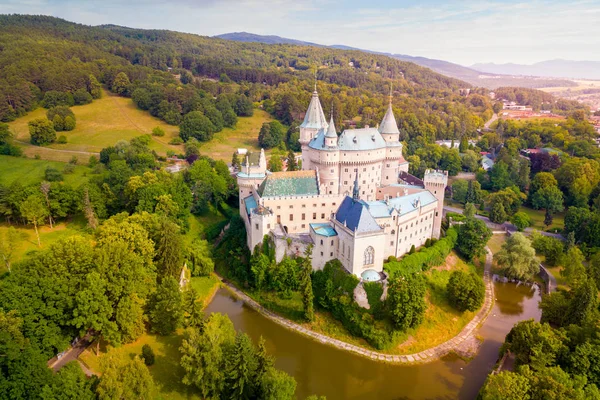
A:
483;113;498;130
443;205;564;240
48;335;93;372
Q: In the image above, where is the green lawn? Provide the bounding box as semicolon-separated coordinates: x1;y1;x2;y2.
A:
391;252;478;355
518;206;564;232
487;234;507;255
0;155;90;186
79;332;201;400
190;274;221;305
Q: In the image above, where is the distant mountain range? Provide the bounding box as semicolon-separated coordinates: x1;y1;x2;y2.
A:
215;32;599;88
471;60;600;80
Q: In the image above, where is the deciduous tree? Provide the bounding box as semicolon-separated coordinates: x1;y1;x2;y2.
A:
494;233;539;281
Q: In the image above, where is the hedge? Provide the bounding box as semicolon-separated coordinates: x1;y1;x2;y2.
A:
384;227;458;277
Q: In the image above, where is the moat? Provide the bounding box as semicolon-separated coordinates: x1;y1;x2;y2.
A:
205;279;542;400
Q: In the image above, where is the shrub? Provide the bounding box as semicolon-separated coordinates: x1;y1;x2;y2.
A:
0;143;23;156
63;164;75;174
88;155;98;167
169;137;184;145
447;271;485;312
73;88;93;105
29;118;56;145
384;227;459;277
45;166;63;182
152;126;166;136
512;212;531;232
69;156;78;165
47;106;76;132
57;135;67;144
42;91;74;108
363;281;384;319
141;344;155;366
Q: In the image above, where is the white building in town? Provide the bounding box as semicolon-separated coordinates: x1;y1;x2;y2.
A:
237;88;447;280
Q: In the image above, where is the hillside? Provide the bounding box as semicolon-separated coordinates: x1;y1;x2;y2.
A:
214;31;581;90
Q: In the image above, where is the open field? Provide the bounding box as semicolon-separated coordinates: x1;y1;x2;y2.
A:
196;109;272;161
7;90;271;163
540;80;600;111
0;155;91;186
8;90;183;159
519;206;564;232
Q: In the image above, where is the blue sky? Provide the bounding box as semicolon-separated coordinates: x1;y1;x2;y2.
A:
2;0;599;65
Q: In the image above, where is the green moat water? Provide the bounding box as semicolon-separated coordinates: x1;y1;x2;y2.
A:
205;281;541;400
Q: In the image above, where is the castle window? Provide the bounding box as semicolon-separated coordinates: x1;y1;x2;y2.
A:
321;252;324;256
302;224;305;228
321;213;325;218
344;181;348;185
302;204;306;208
391;230;395;234
320;240;323;245
331;240;334;245
363;168;366;172
277;206;281;209
390;241;393;246
290;205;293;209
267;224;270;229
313;213;316;219
290;214;293;221
255;224;259;230
322;203;326;207
364;246;374;265
330;252;333;257
302;213;306;220
330;182;334;185
330;169;334;173
345;168;348;172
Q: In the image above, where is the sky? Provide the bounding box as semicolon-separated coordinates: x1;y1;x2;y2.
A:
2;0;600;65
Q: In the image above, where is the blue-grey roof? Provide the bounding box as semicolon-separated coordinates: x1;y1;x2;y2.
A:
243;195;257;216
361;269;382;282
325;116;337;138
364;191;438;218
387;183;425;190
300;91;328;130
309;127;388;151
310;223;337;237
335;197;382;234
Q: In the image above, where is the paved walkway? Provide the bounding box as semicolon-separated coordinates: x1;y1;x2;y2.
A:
48;335;92;372
219;249;494;364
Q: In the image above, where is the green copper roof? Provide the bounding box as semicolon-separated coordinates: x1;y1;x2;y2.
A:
258;171;319;198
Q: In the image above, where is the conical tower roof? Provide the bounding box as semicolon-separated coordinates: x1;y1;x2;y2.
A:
325;116;337;138
379;103;400;135
300;89;328;130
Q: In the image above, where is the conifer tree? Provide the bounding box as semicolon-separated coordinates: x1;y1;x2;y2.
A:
300;246;315;321
286;150;298;171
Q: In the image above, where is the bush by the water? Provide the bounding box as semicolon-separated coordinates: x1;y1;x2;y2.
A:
447;270;486;312
384;227;458;277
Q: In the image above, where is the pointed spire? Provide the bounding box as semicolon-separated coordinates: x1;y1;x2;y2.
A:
300;83;328;130
352;171;360;201
325;103;337;138
379;83;400;136
259;148;267;171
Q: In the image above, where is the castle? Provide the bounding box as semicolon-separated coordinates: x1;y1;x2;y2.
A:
237;88;448;281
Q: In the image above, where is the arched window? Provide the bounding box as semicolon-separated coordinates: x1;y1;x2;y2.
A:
364;246;374;265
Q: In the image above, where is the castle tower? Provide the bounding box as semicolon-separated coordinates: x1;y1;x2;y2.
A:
258;148;267;172
423;169;448;239
324;115;337;148
380;86;403;186
299;86;328;171
378;88;400;143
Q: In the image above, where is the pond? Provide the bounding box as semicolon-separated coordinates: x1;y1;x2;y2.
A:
204;281;541;400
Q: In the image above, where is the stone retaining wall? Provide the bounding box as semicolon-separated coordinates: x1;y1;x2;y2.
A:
218;247;494;365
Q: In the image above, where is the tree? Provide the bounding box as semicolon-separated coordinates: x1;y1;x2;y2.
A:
456;217;491;260
155;218;183;278
481;371;530;400
258;121;286;149
387;273;427;330
73;87;93;105
224;333;259;400
464;202;476;219
19;195;48;247
149;276;183;335
88;74;102;99
568;278;599;326
184;289;204;329
185;239;214;277
490;201;508;225
447;271;485;312
494;233;539;281
180;313;236;398
268;154;283;172
260;367;297;400
561;246;586;287
286;150;298;171
232;152;240;170
0;123;11;144
300;247;314;321
47;106;76;132
151;126;165;137
28;118;56;145
112;72;131;96
511;212;531;232
462;150;480;172
179;111;216;142
531;186;563;221
96;356;154;400
506;319;565;370
0;227;18;271
41;360;96;400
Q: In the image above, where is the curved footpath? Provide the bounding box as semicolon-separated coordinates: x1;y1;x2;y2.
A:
219;247;494;365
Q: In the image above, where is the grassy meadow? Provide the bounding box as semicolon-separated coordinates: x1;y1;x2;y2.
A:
7;90;270;162
0;155;91;186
